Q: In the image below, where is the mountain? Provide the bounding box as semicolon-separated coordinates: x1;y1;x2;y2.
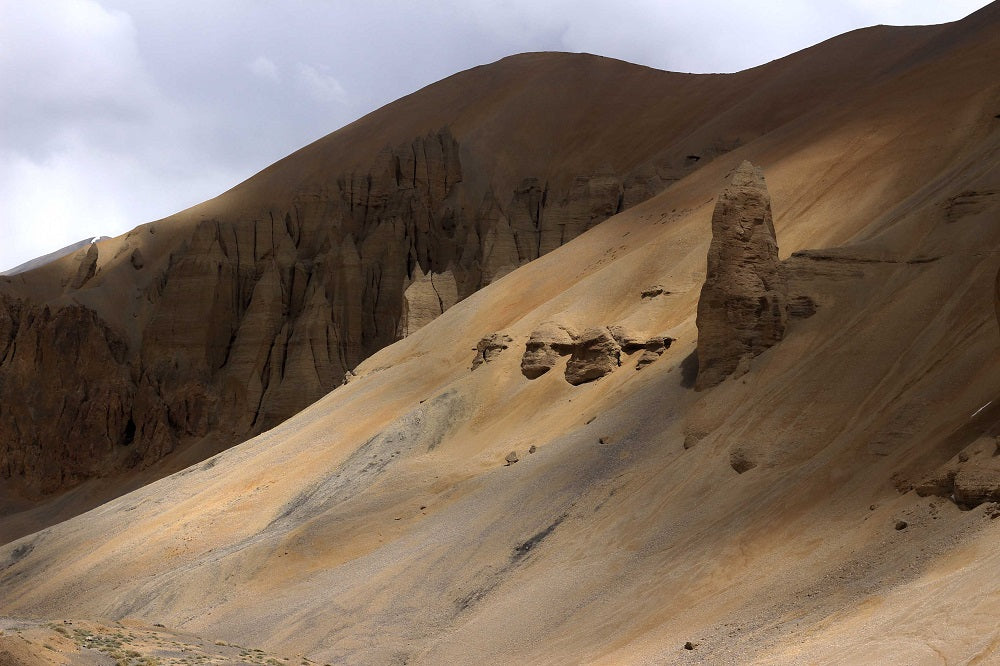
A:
0;237;111;277
2;3;1000;663
7;11;980;520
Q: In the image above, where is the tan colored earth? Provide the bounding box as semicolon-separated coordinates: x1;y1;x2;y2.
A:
2;3;1000;664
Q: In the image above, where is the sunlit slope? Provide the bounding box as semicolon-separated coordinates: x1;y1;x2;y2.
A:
2;4;1000;665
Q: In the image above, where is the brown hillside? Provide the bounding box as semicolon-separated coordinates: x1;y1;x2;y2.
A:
4;5;997;526
2;3;999;664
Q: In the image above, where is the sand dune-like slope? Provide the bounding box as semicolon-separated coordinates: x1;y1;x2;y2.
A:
3;4;1000;664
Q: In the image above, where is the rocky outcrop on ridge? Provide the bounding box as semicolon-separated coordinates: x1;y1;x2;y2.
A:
695;161;787;390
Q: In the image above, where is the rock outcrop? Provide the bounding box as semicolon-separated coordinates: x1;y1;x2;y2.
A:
471;333;513;369
915;437;1000;509
520;323;671;383
0;296;136;492
565;328;622;385
695;161;787;390
521;322;579;379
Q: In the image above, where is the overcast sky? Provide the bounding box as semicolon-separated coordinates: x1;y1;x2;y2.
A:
0;0;990;272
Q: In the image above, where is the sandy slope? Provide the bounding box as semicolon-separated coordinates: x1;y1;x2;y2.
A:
2;4;1000;664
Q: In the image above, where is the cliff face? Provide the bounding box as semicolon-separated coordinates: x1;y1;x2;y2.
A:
0;125;668;494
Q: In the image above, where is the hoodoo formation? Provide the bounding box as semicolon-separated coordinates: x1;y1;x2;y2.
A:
2;3;1000;664
695;161;787;390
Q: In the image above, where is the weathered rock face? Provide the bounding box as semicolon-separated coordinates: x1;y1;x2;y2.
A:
695;161;787;390
0;295;136;493
399;268;459;337
521;322;579;379
0;127;668;494
565;327;622;386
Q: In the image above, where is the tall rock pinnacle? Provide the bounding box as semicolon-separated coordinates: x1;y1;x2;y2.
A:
695;161;787;390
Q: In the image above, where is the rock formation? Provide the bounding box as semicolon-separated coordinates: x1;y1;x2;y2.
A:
471;333;513;369
520;323;671;383
521;322;579;379
565;327;622;385
915;437;1000;509
695;161;787;390
0;296;136;492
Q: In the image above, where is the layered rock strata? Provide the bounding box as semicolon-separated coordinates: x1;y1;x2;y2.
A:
695;161;787;390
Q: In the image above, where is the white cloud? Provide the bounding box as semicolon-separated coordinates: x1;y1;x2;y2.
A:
248;55;279;82
0;146;130;264
294;63;348;104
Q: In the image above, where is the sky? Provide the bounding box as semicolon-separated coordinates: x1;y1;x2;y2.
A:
0;0;991;272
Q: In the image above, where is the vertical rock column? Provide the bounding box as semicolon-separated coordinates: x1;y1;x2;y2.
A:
695;161;787;390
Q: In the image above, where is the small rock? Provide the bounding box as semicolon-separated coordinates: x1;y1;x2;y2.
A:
528;445;537;454
641;285;668;299
895;520;908;530
505;451;519;465
683;641;695;650
472;332;513;369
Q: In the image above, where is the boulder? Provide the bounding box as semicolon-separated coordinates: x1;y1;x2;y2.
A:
695;161;787;390
565;327;621;385
521;322;578;379
953;464;1000;507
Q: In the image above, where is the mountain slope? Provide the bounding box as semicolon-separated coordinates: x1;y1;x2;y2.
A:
4;5;999;514
2;5;999;664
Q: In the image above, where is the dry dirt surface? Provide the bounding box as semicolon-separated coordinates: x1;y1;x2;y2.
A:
2;3;1000;665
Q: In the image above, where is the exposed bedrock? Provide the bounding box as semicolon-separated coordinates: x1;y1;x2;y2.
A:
521;322;579;379
0;128;669;493
520;323;672;384
695;161;788;390
565;327;622;385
